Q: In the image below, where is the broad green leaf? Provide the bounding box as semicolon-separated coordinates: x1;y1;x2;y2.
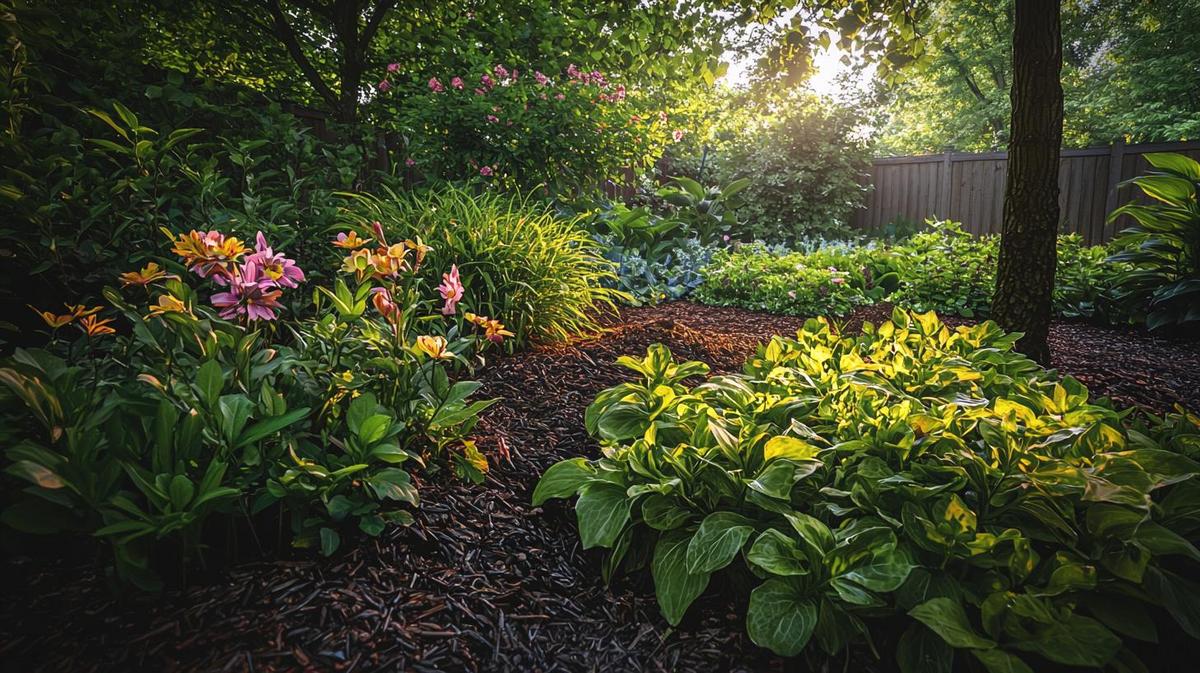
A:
971;648;1033;673
1010;614;1120;668
909;597;996;649
764;435;820;461
897;624;954;673
196;359;223;408
235;407;310;449
575;482;631;549
532;458;594;506
686;511;755;573
747;529;809;576
652;529;710;625
746;578;818;656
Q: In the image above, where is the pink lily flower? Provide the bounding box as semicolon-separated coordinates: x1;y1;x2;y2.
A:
210;261;284;321
247;232;305;288
437;264;465;315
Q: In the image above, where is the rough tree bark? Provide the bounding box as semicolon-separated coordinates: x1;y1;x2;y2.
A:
991;0;1063;365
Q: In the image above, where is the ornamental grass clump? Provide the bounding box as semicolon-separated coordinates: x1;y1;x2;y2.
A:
341;186;624;346
536;308;1200;670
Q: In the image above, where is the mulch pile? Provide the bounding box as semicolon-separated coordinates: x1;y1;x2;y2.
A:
3;301;1199;673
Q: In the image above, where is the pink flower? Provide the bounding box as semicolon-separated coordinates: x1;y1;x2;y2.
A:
428;77;445;93
672;129;685;142
474;88;486;96
451;76;465;89
566;64;580;79
486;114;499;123
788;290;797;299
246;232;305;288
480;74;494;90
210;261;284;321
555;93;565;101
831;276;846;285
372;220;388;245
659;111;668;123
493;64;509;79
723;235;731;242
405;157;416;167
479;165;493;177
534;71;550;86
437;264;465;315
378;79;391;92
387;63;400;73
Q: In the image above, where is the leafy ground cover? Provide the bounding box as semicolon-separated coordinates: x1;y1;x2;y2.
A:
3;301;1199;672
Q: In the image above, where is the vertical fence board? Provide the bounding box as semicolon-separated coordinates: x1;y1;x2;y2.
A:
850;140;1200;242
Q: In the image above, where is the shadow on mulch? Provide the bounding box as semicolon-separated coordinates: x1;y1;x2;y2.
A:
2;301;1198;673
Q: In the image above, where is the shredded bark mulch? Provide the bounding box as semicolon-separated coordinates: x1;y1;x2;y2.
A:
2;301;1198;673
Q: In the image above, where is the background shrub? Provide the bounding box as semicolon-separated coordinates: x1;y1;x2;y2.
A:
341;187;623;345
709;93;872;244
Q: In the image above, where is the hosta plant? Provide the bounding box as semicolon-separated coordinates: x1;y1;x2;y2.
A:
1107;152;1200;329
535;309;1200;670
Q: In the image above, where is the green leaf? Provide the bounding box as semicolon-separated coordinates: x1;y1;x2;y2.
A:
196;359;223;408
686;511;756;574
909;597;996;649
746;578;818;656
235;407;310;449
839;546;914;592
319;527;340;556
641;493;693;530
897;624;954;673
368;468;418;505
971;648;1033;673
652;529;710;625
167;475;194;510
1010;614;1120;668
532;458;594;506
747;529;809;576
575;482;631;549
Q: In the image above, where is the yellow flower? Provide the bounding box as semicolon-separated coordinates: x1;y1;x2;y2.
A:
147;294;190;318
119;262;178;287
168;229;249;279
414;335;452;359
341;248;374;280
78;314;116;337
404;238;433;268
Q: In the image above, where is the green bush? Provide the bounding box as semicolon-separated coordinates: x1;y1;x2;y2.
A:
1107;152;1200;329
535;309;1200;669
887;221;999;318
2;227;499;588
710;93;872;243
340;186;623;346
695;222;1121;321
695;243;882;316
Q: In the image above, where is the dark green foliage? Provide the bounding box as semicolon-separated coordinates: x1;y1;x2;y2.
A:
1107;153;1200;329
536;309;1200;668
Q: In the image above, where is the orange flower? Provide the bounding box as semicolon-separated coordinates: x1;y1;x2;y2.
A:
78;314;116;337
341;248;374;281
404;238;432;269
30;306;75;328
168;229;249;279
333;231;372;249
119;262;179;287
464;312;513;344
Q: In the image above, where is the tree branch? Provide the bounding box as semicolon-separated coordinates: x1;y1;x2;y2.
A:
260;0;339;110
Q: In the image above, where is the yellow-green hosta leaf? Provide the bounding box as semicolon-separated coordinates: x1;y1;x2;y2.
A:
764;436;820;462
652;529;710;625
746;578;818;656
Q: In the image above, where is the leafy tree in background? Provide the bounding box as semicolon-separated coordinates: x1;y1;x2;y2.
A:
876;0;1200;154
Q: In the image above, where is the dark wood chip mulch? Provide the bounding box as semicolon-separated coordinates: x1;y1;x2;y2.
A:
2;301;1198;673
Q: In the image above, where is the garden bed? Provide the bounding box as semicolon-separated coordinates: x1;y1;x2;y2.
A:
3;301;1199;673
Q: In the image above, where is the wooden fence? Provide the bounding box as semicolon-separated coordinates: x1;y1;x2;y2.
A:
850;140;1200;244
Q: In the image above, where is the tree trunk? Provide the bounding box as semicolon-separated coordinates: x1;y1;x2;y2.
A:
991;0;1063;365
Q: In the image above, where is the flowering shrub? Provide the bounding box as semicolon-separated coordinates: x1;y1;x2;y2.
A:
536;310;1200;669
2;229;503;587
379;57;674;191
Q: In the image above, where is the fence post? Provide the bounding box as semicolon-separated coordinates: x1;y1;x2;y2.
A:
1103;140;1127;232
937;151;953;218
